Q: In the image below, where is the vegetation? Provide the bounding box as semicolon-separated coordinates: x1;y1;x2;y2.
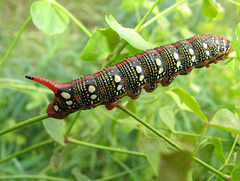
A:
0;0;240;180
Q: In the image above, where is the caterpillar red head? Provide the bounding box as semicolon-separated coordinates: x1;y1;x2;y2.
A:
26;34;231;119
25;76;77;119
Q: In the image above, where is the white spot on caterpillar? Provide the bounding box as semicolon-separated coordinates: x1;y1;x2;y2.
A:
158;68;164;74
176;61;181;68
139;75;144;81
192;56;196;62
155;58;161;66
61;92;71;99
136;66;142;73
173;52;179;60
91;94;97;100
66;100;73;105
88;85;96;93
206;50;210;56
203;43;208;49
189;48;194;55
54;105;59;112
114;75;121;83
117;84;122;90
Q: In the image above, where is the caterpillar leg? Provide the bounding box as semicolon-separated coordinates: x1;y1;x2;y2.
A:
127;89;142;99
105;100;121;110
144;82;160;92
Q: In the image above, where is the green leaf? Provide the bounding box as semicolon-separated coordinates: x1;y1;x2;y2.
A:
159;106;175;131
192;143;215;180
143;137;168;176
201;0;219;18
31;1;70;35
235;23;240;61
158;151;193;181
105;15;154;50
43;118;65;146
210;108;240;134
236;101;240;119
211;137;226;163
121;0;135;12
72;167;93;181
225;59;235;70
232;148;240;181
81;28;120;62
171;88;208;122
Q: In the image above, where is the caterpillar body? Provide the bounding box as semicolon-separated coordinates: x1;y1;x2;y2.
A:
26;34;231;119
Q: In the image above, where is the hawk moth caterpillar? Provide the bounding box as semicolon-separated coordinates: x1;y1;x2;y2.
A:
26;34;231;119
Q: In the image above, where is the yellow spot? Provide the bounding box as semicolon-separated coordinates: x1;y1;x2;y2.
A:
88;85;96;93
136;66;142;73
61;92;71;99
114;75;121;83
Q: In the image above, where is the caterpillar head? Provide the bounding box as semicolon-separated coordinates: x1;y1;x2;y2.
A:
25;76;76;119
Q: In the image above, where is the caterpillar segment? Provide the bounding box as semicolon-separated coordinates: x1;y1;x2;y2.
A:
26;34;231;119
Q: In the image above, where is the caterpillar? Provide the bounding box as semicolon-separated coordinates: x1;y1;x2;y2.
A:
26;34;231;119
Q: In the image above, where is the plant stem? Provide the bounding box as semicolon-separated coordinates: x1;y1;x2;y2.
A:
116;103;182;150
193;122;209;155
139;0;187;32
0;175;71;181
65;111;81;136
67;137;146;158
50;0;92;37
0;114;48;136
116;103;232;180
0;139;53;164
0;15;32;66
194;157;231;180
134;0;160;32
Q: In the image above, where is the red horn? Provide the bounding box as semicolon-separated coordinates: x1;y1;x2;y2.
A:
25;76;60;94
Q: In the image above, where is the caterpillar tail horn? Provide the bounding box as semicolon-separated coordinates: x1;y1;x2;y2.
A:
25;75;70;119
25;75;60;94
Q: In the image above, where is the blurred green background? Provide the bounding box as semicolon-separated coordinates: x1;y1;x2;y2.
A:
0;0;239;180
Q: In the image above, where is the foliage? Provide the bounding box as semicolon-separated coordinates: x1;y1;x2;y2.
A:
0;0;240;180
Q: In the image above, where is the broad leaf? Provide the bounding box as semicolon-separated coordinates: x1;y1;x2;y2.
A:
81;28;120;62
192;143;215;180
105;15;154;50
210;108;240;134
43;118;65;146
201;0;219;18
171;88;207;122
31;1;69;35
232;148;240;181
236;23;240;61
159;151;192;181
159;106;175;131
211;137;226;163
143;137;168;176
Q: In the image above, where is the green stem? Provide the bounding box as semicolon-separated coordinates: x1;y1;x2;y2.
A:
207;134;239;181
0;15;32;66
0;175;71;181
0;139;53;164
139;0;187;32
65;111;81;136
116;103;231;180
67;137;146;158
225;0;240;6
193;122;209;155
194;157;231;180
50;0;92;37
116;103;182;150
134;0;160;32
94;165;148;181
0;114;48;136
